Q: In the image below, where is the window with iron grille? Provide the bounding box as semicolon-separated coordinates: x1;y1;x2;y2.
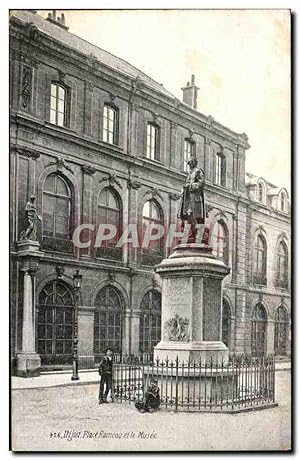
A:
43;173;72;240
103;105;118;144
251;303;267;356
94;286;124;357
38;280;74;364
139;290;161;354
50;82;68;127
274;306;288;355
146;123;159;160
142;200;164;265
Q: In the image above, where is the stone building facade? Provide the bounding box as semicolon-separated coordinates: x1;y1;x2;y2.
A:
9;10;291;372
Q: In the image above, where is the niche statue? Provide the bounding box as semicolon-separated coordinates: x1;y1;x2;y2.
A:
20;195;42;242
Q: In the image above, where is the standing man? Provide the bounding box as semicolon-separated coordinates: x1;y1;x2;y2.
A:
98;348;113;404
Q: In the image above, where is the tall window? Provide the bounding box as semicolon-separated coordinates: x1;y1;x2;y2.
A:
94;286;124;357
253;234;267;285
142;200;163;265
103;105;118;144
280;191;287;213
274;306;288;355
222;299;231;348
276;241;288;289
146;123;159;160
183;139;194;172
38;280;74;364
139;290;161;354
257;181;265;203
43;173;71;240
215;151;226;187
251;303;267;356
50;83;67;127
97;188;122;260
211;221;228;264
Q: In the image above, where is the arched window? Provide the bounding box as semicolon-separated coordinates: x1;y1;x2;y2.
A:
50;82;68;127
251;303;267;356
276;241;288;289
146;123;159;160
142;200;164;265
253;234;267;285
215;150;226;187
139;290;161;354
280;191;287;213
103;105;118;144
183;139;195;172
38;280;74;364
222;299;231;348
257;181;266;203
43;173;72;240
97;188;122;260
274;306;288;355
94;286;124;358
211;221;229;264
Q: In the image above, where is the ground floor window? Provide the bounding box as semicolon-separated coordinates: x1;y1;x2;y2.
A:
251;303;267;356
139;290;161;354
37;280;74;364
274;306;288;355
94;285;124;358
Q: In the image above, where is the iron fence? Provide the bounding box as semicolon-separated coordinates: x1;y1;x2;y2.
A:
111;355;276;413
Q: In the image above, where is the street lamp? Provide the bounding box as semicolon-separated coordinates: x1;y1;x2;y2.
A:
72;269;82;381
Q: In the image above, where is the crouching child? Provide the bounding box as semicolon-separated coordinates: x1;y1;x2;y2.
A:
135;378;160;413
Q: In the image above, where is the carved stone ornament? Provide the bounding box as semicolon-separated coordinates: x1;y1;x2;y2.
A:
25;22;39;40
58;70;66;83
99;172;122;189
108;271;116;284
21;65;32;110
164;314;190;341
127;179;141;190
82;164;96;175
13;145;40;160
145;187;163;200
169;191;181;201
47;157;74;175
56;265;65;278
109;93;116;104
131;75;143;94
87;53;98;68
188;128;195;139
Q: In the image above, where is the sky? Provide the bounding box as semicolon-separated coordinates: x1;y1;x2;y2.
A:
39;9;291;192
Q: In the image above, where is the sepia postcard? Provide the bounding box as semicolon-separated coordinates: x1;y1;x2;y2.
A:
9;8;291;452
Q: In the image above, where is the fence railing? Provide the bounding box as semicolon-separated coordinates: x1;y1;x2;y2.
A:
111;355;276;413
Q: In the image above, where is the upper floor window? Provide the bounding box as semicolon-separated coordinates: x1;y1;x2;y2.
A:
183;139;195;172
103;105;118;144
97;187;122;260
43;173;71;240
142;199;163;265
211;221;229;264
215;150;226;187
253;234;267;285
146;123;159;160
50;83;68;127
257;181;266;203
280;191;288;213
276;241;288;289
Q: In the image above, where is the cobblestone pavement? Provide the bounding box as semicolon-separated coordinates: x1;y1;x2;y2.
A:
11;371;291;451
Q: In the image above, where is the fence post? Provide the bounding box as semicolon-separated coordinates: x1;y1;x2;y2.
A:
175;356;179;413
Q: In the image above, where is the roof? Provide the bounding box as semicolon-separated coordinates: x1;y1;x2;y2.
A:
10;10;176;100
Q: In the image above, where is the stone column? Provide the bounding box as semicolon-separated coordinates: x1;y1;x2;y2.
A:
130;311;140;356
122;309;131;354
78;306;95;369
16;240;43;377
266;319;275;355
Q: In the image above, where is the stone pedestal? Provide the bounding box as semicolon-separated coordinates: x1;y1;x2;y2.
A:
15;240;43;377
154;244;230;365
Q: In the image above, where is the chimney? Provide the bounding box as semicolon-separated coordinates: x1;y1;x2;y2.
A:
181;74;199;110
46;10;69;31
